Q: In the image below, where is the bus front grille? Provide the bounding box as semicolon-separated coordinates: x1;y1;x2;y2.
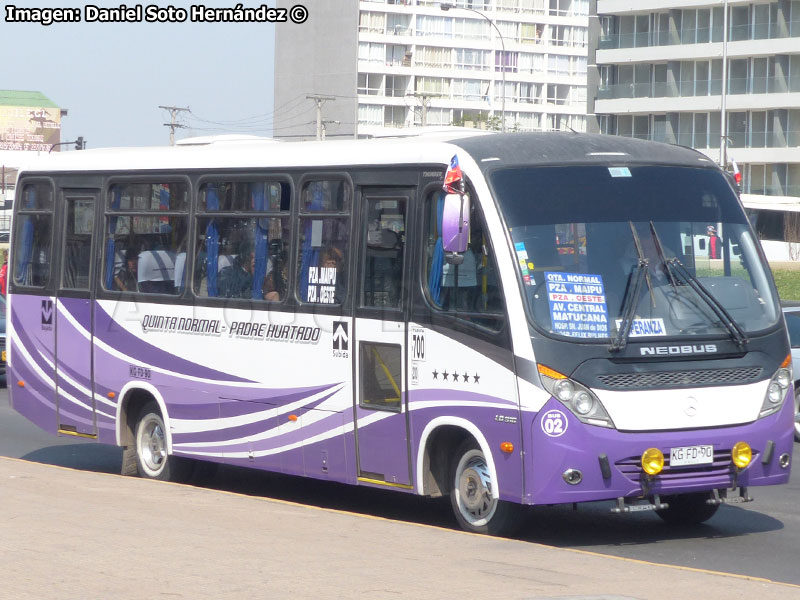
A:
597;367;763;390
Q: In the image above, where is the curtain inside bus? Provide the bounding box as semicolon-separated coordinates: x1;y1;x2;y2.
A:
252;185;269;300
205;186;220;297
104;188;122;289
298;184;324;301
427;192;445;305
17;187;36;285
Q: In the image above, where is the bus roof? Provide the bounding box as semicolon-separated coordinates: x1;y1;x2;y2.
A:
16;132;716;177
451;132;717;171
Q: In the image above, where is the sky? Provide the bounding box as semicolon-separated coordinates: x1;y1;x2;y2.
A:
3;0;288;149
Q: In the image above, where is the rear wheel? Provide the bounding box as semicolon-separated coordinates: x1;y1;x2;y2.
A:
450;439;519;535
655;493;719;525
134;401;191;482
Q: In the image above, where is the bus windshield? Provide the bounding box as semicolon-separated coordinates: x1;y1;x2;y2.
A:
491;165;780;342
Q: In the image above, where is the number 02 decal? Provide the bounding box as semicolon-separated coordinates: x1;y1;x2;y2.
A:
540;409;568;438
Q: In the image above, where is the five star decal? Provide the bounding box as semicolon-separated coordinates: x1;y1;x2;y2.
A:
431;368;481;385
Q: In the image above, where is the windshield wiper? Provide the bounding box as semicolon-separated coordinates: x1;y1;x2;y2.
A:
609;223;650;353
662;258;747;348
649;222;678;289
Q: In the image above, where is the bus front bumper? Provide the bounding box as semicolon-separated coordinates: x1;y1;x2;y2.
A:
525;397;794;506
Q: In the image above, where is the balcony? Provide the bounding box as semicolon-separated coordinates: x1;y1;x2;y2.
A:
597;77;800;101
599;20;800;51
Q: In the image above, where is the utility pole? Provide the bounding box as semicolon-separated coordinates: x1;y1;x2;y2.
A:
159;105;190;145
307;95;335;140
321;120;340;140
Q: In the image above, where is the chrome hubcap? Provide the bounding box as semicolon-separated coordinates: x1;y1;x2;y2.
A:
457;452;496;524
140;419;166;473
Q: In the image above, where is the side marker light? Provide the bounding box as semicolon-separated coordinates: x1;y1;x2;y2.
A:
500;442;514;454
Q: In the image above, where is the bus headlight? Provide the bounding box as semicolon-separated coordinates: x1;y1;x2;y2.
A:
759;362;792;418
572;391;594;415
554;379;574;402
767;382;783;404
537;364;615;428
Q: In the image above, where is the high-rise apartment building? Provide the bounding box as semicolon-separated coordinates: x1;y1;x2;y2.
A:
275;0;589;140
588;1;800;258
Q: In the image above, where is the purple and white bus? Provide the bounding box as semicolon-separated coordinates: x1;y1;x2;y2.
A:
8;132;794;534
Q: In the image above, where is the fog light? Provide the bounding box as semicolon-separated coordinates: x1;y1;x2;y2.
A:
562;469;583;485
731;441;752;469
780;453;790;468
641;448;664;475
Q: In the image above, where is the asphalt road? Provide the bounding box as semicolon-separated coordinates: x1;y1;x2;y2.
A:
1;387;798;585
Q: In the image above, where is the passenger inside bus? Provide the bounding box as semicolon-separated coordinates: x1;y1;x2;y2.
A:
217;241;255;299
114;248;139;292
137;249;176;294
264;239;288;301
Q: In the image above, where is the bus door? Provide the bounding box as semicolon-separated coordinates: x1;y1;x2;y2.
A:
352;189;413;487
55;191;99;437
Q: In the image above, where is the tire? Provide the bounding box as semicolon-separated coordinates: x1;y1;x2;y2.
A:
449;439;519;536
655;493;719;526
794;387;800;443
134;401;191;482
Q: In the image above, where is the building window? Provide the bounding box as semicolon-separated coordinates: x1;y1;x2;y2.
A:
358;73;384;96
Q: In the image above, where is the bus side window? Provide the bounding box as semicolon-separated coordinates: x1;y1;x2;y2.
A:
424;190;504;330
362;196;406;310
192;180;291;301
297;180;350;306
103;182;189;295
12;183;54;289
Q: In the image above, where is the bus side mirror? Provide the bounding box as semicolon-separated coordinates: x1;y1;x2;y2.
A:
442;193;470;253
698;239;706;250
732;243;741;256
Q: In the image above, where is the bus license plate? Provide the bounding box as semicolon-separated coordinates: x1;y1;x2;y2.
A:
670;445;714;467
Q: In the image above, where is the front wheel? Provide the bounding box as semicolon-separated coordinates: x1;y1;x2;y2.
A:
655;493;719;526
450;439;519;535
134;402;191;482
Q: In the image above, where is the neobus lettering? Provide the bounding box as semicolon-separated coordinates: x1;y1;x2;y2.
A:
640;344;718;356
